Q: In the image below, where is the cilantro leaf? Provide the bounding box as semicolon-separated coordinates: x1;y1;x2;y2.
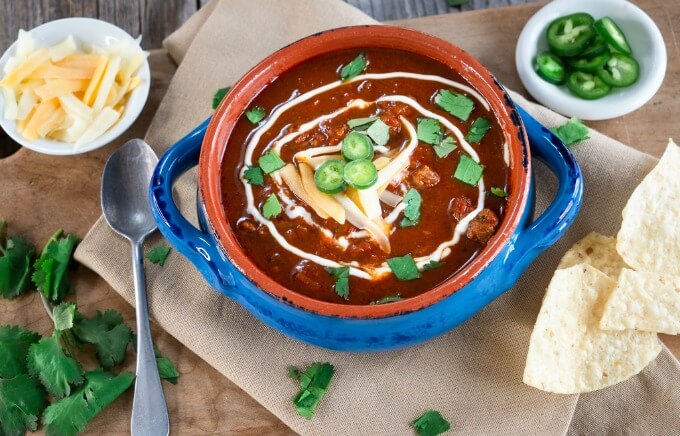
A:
369;294;403;305
53;302;76;331
146;245;171;266
73;310;132;370
465;117;491;143
258;151;285;174
490;187;508;198
0;222;35;299
245;106;266;124
435;89;474;121
156;355;180;385
433;136;457;158
422;260;444;271
417;118;443;145
28;331;84;398
412;410;451;436
32;230;79;303
0;374;47;436
347;116;378;130
365;118;390;146
0;325;41;378
212;86;230;109
400;188;422;227
243;165;265;185
340;52;367;81
43;369;134;436
324;266;349;300
453;155;484;186
386;254;421;281
288;365;302;380
292;362;335;419
550;118;589;145
262;194;282;219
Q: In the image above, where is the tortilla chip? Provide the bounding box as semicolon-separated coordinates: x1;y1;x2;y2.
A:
523;264;662;394
617;139;680;276
600;268;680;334
557;232;627;280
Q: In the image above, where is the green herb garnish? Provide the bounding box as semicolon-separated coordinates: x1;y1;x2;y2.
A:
287;365;302;380
347;116;378;130
433;136;457;158
465;117;491;143
417;118;443;145
369;294;403;305
0;221;35;300
340;53;367;81
386;254;421;281
73;310;132;370
28;330;84;398
258;151;285;174
53;302;76;331
435;89;475;121
365;118;390;146
245;106;266;124
0;374;47;436
453;155;484;187
422;260;444;271
156;353;180;384
146;244;171;266
243;165;265;185
32;230;79;303
550;118;589;145
412;410;452;436
490;187;508;198
0;325;40;378
211;86;230;109
325;266;349;300
291;362;335;419
262;194;282;219
400;188;422;228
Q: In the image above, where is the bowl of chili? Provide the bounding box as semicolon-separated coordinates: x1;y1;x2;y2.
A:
149;25;583;351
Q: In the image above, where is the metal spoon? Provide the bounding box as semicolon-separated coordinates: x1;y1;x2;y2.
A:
101;139;169;436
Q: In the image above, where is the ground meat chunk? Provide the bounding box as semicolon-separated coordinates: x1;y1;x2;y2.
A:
410;165;440;189
466;209;499;244
291;261;324;291
448;197;474;221
237;218;259;232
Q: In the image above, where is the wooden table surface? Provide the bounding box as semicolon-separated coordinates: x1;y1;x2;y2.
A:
1;1;678;435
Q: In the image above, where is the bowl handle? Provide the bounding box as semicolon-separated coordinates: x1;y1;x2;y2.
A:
149;118;233;291
506;105;583;277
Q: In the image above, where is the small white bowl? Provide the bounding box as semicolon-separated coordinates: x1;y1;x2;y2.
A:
0;18;150;155
515;0;666;120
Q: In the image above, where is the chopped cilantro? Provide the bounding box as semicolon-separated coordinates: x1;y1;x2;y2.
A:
325;266;349;300
73;310;132;370
453;155;484;186
550;118;589;145
422;260;444;271
156;355;180;385
347;116;378;130
0;325;40;378
369;294;403;305
291;362;335;419
258;151;285;174
0;374;47;436
32;230;79;303
365;118;390;146
386;254;421;281
243;165;265;185
146;244;171;266
490;187;508;198
340;52;367;81
412;410;451;436
53;302;76;331
288;365;302;380
417;118;443;145
262;194;282;219
0;221;35;299
433;136;457;158
245;106;266;124
465;117;491;143
400;188;422;227
27;330;84;398
435;89;474;121
211;86;230;109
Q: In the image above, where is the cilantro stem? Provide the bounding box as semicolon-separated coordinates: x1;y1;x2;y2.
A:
40;229;64;256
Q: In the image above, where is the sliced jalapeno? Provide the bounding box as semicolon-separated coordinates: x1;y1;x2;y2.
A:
343;159;378;190
342;132;374;161
596;53;639;87
547;13;596;57
314;159;346;194
568;51;611;73
535;52;567;85
580;35;608;58
567;71;612;99
594;17;632;55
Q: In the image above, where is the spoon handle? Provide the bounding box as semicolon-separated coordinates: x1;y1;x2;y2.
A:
130;240;169;436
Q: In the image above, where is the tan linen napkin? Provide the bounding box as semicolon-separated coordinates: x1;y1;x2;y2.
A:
75;1;680;434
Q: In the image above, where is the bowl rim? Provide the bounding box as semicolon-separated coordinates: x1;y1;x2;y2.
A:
0;17;151;156
199;25;531;318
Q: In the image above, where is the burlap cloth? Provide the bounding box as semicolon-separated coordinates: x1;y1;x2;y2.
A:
74;0;680;434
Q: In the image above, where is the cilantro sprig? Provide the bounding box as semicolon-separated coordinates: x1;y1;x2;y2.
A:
146;244;171;266
0;221;35;299
325;266;350;300
340;52;367;81
289;362;335;419
550;118;589;146
0;374;47;436
262;194;282;219
0;325;40;378
245;106;266;124
412;410;452;436
400;188;422;228
32;229;79;303
386;254;421;281
73;310;132;369
211;86;231;109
